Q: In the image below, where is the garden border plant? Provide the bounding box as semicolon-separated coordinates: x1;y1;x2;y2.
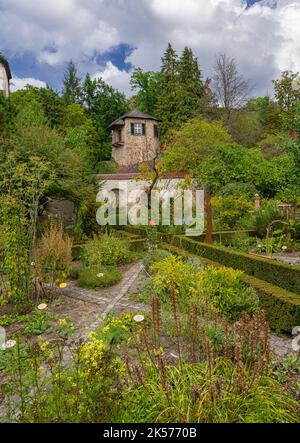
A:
161;242;300;333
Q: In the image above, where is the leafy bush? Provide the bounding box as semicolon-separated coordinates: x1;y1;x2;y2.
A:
142;249;171;271
1;334;121;422
217;182;257;199
195;266;259;320
212;195;253;230
78;266;122;289
241;201;283;237
150;255;196;305
82;235;135;267
169;235;300;294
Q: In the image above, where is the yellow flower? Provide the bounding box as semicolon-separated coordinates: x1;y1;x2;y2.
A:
59;282;68;289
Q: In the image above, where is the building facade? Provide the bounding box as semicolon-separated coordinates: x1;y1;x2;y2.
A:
0;57;11;97
108;108;160;167
99;108;188;221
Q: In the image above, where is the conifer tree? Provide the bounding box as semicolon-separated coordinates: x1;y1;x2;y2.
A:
62;61;82;105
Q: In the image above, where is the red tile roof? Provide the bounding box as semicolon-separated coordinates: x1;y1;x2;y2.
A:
97;172;188;181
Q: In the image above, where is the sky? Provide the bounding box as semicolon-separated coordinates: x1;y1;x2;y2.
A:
0;0;300;97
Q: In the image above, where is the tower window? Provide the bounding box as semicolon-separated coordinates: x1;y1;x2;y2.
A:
131;123;146;135
154;125;159;138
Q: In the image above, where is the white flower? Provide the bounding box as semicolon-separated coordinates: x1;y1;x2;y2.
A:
97;273;105;278
31;262;35;267
282;246;288;251
37;303;47;311
133;315;145;323
257;244;262;248
1;340;16;350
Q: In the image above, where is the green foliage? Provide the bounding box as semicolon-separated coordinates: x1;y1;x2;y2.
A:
161;240;300;332
212;195;253;230
78;266;122;289
82;236;136;267
81;74;129;161
167;235;300;294
217;182;256;199
156;44;214;137
258;132;288;160
195;266;259;320
130;68;162;115
142;249;171;271
243;274;300;333
255;96;281;131
9;86;65;128
229;107;264;147
0;196;31;309
1;335;121;422
21;308;55;336
150;255;196;305
241;202;283;237
163;118;231;173
273;70;300;130
195;143;295;197
33;221;73;287
62;61;82;105
121;359;298;423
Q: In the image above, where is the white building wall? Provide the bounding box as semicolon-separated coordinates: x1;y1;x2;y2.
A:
0;64;9;97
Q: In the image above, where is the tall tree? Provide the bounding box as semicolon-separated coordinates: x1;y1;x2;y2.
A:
273;71;300;131
81;76;129;161
157;44;210;137
62;61;81;105
212;53;249;126
130;68;162;115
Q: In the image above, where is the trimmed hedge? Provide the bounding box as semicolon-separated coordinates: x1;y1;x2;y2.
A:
168;236;300;295
117;226;256;245
161;242;300;333
243;275;300;334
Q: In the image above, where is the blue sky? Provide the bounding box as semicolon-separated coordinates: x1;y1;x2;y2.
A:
0;0;298;97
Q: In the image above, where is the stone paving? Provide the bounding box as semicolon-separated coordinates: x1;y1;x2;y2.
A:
61;262;298;359
61;262;147;339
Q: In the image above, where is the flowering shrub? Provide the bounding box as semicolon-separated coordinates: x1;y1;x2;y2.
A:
79;332;106;375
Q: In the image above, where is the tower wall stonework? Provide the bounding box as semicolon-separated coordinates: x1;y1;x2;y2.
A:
112;118;160;167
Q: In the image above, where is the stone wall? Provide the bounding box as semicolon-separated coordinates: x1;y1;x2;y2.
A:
112;118;160;167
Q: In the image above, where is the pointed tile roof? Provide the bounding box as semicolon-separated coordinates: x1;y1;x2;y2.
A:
108;107;159;129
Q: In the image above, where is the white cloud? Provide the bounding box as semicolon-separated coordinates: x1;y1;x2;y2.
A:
10;76;47;92
92;62;132;96
1;0;300;96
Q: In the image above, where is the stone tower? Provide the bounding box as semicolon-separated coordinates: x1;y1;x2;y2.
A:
0;56;11;97
108;108;160;168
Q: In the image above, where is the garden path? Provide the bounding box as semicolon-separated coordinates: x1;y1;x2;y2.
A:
60;262;298;360
60;262;148;339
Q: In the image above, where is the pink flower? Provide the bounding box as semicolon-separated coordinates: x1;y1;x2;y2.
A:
149;220;156;227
